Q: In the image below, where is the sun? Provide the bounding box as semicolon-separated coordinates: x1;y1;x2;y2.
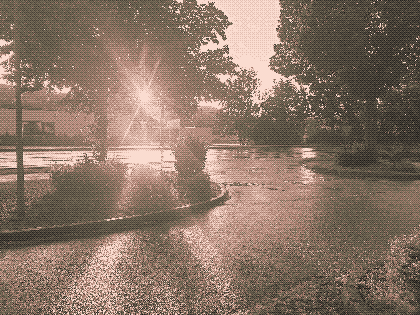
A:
137;89;152;103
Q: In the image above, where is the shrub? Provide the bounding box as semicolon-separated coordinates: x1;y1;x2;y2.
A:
173;136;208;176
175;171;213;205
126;164;176;214
391;228;420;288
335;142;379;167
381;144;412;163
48;158;128;220
306;128;345;145
250;119;304;145
355;227;420;313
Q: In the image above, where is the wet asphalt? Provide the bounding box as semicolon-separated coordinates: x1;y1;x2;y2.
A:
2;146;420;314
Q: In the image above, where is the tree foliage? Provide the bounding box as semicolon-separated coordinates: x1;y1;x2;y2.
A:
0;0;237;160
250;80;308;144
378;83;420;143
0;0;72;217
271;0;420;147
260;80;308;124
0;0;237;217
48;1;236;115
215;67;261;143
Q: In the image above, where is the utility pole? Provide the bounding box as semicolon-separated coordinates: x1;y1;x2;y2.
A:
160;99;165;170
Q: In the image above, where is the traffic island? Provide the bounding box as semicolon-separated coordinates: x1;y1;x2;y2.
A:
0;182;228;245
302;148;420;180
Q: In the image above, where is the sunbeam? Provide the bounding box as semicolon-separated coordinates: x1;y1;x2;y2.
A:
103;38;164;145
121;56;161;145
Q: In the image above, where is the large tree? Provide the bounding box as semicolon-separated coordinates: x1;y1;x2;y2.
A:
50;0;237;159
250;80;308;144
271;0;420;148
0;0;237;217
0;0;74;219
2;0;237;159
215;67;262;143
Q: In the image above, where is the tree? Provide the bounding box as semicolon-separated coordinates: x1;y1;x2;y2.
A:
261;80;308;124
250;80;308;144
271;0;420;148
48;0;237;160
0;0;70;219
0;0;237;217
378;83;420;143
215;67;261;143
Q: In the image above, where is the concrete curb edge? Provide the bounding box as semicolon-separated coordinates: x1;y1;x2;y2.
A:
309;165;420;180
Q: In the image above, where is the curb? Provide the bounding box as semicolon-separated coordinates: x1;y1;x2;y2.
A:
303;161;420;181
314;166;420;180
0;183;229;245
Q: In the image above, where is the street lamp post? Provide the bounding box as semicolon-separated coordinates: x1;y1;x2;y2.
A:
160;99;165;170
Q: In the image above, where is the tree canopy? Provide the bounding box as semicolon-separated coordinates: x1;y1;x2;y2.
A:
0;0;238;217
0;0;238;158
271;0;420;146
215;67;261;143
48;0;237;117
249;80;308;145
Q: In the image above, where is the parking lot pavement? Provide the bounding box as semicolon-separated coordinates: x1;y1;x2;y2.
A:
0;172;50;182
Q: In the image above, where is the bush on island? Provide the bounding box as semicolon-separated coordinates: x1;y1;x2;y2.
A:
172;136;214;204
305;128;345;145
175;171;213;205
127;164;177;213
173;136;208;176
335;142;379;167
47;157;128;220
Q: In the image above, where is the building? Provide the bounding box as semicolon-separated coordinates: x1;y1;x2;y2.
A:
0;83;237;145
0;107;94;138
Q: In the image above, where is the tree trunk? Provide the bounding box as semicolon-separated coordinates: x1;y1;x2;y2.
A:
14;0;25;219
15;76;25;219
95;91;109;162
363;97;378;150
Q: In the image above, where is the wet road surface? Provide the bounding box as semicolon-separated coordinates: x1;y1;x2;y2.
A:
2;146;420;313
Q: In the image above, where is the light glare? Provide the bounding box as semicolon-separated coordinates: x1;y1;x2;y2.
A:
138;89;151;102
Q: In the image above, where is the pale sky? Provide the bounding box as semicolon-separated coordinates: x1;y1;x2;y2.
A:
199;0;283;91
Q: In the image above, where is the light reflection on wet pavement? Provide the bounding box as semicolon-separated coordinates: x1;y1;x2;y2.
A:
0;148;175;170
2;146;420;313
